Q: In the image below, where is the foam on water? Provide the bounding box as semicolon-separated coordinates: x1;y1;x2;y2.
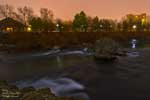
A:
127;52;140;57
32;49;60;57
15;77;89;100
60;51;85;55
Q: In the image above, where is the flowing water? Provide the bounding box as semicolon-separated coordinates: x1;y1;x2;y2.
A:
0;49;150;100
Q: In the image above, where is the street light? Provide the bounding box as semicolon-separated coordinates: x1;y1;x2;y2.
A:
135;16;138;18
141;18;146;25
56;24;59;32
100;25;103;28
99;25;103;31
133;25;137;30
27;25;32;32
56;24;59;27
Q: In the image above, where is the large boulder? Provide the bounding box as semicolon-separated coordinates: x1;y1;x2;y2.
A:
94;38;120;61
20;86;35;95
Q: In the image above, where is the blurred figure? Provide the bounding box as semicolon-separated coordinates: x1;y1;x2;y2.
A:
131;39;137;49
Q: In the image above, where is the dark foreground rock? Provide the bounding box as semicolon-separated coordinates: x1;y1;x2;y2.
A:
0;81;85;100
94;38;121;62
94;55;118;62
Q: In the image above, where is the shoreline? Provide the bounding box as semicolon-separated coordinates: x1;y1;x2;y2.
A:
0;80;85;100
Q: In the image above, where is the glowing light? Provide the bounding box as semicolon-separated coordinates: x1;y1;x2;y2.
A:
135;16;138;18
27;27;32;32
100;25;103;28
56;24;59;27
141;18;146;25
27;25;32;32
56;24;60;32
144;28;147;31
6;27;13;32
133;25;137;30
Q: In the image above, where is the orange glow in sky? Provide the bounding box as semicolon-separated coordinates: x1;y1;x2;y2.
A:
1;0;150;20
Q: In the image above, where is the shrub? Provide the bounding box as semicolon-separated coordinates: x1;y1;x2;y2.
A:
95;38;120;56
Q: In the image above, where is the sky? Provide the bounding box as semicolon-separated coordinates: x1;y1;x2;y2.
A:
0;0;150;20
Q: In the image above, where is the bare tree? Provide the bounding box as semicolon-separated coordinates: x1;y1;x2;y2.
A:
17;6;34;24
40;8;53;21
0;4;14;18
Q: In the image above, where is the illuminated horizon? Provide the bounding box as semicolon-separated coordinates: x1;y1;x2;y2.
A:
1;0;150;20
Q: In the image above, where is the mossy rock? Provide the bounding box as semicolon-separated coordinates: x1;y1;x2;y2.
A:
20;88;55;100
94;38;120;61
20;86;36;94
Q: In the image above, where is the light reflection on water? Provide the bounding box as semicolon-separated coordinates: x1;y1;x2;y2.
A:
56;56;63;68
127;52;140;57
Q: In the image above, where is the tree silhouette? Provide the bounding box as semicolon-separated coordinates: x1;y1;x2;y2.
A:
91;16;100;32
17;6;34;24
40;8;53;21
0;4;15;18
72;11;88;32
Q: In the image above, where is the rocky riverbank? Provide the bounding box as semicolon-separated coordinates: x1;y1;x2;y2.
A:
0;81;85;100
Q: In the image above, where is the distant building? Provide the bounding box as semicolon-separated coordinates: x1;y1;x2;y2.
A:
126;13;146;25
126;13;146;18
146;16;150;31
123;13;147;31
0;17;25;32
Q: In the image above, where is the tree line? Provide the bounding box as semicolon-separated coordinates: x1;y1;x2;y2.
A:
0;31;149;52
1;4;150;52
1;4;150;32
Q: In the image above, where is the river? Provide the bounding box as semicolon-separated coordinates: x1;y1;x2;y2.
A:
0;49;150;100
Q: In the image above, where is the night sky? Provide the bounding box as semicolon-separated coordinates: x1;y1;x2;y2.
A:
1;0;150;20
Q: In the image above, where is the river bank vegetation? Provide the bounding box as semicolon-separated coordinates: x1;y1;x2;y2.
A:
0;32;149;53
0;4;150;53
